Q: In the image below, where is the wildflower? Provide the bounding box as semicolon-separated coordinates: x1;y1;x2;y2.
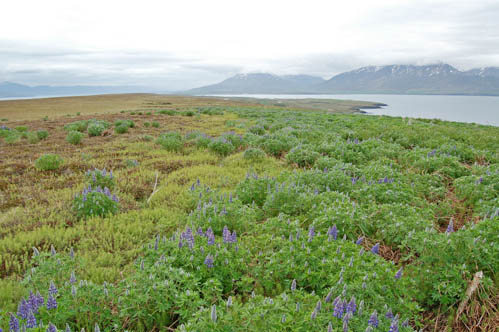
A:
223;226;232;243
327;322;333;332
395;267;403;279
69;247;74;259
70;271;77;284
226;296;232;307
204;254;214;268
197;227;204;236
46;295;57;310
308;225;316;241
333;299;345;318
231;231;237;243
310;308;317;320
328;225;338;240
368;310;378;328
26;310;37;328
386;308;394;320
401;319;409;327
51;245;56;256
446;218;454;234
343;320;349;332
17;299;30;319
291;279;297;292
325;290;333;303
281;314;286;323
315;300;322;312
9;314;20;332
371;243;380;255
206;228;215;245
211;305;217;322
388;319;399;332
346;296;356;314
355;236;364;245
32;247;40;257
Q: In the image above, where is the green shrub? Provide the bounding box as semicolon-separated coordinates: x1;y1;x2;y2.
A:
34;154;64;171
158;109;177;115
142;135;153;142
156;131;183;152
15;126;28;132
151;121;160;128
27;132;40;144
184;110;195;116
286;145;320;167
36;130;49;140
115;125;129;134
249;125;266;135
143;122;151;127
1;118;7;121
87;123;105;137
243;147;266;161
3;131;21;144
72;187;119;219
114;119;135;128
208;137;235;156
66;131;83;145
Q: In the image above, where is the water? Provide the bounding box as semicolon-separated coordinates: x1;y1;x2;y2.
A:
209;94;499;127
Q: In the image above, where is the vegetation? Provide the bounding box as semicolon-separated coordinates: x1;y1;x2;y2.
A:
0;98;497;332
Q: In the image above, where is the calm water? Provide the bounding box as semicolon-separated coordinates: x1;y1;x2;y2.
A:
210;94;499;127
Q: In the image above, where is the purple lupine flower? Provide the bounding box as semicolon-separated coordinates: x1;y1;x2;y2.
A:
222;226;231;243
206;228;215;245
28;292;39;313
94;323;100;332
343;320;349;332
355;236;364;245
327;322;332;332
204;254;214;268
386;308;394;320
36;292;44;308
178;239;184;248
368;310;378;328
26;310;37;328
325;290;333;303
310;308;317;320
70;271;77;284
371;243;380;255
388;319;399;332
308;225;316;241
231;231;237;243
197;227;204;236
17;299;30;319
315;300;322;312
291;279;297;292
333;299;345;318
9;314;20;332
446;218;454;234
346;297;356;314
395;268;403;279
328;225;338;240
46;295;57;310
47;323;57;332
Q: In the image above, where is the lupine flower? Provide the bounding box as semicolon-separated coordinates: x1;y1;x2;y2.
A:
296;302;300;312
446;218;454;234
51;245;57;256
231;231;237;243
9;314;20;332
211;305;217;322
315;300;322;312
33;247;40;257
226;296;232;307
36;292;44;309
94;324;100;332
401;319;409;327
26;310;37;328
291;279;297;292
343;320;349;332
328;225;338;240
70;247;75;259
281;314;286;323
206;228;215;245
371;243;380;255
204;254;214;268
70;271;77;284
46;295;57;310
327;322;333;332
197;227;204;236
308;225;316;241
388;319;399;332
395;268;403;279
325;290;333;303
333;299;345;318
386;308;394;320
222;226;232;243
368;310;378;328
310;308;317;320
17;299;30;319
346;296;356;314
355;237;364;245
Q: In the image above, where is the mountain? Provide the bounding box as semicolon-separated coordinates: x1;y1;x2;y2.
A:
185;73;326;94
186;64;499;96
0;82;156;98
316;64;499;95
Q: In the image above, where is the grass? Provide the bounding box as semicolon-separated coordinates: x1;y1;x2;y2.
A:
0;96;498;332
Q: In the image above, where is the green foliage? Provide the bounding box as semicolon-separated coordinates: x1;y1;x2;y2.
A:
286;145;320;167
72;190;119;219
15;126;28;132
87;123;105;137
27;132;40;144
156;131;183;152
36;130;49;140
151;121;160;128
85;168;116;189
34;154;64;171
115;124;129;134
243;147;266;161
66;131;83;145
115;119;135;128
208;137;235;156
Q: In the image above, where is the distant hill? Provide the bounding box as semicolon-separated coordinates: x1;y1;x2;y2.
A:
185;73;326;94
0;82;155;98
186;64;499;96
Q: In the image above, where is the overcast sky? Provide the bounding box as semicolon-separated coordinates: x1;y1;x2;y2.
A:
1;0;498;90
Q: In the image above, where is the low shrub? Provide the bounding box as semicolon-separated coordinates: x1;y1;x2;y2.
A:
243;147;266;161
151;121;160;128
36;130;49;140
208;137;235;156
66;131;83;145
72;186;119;219
27;132;40;144
86;168;115;189
87;123;105;137
286;145;320;167
115;125;129;134
34;154;64;171
156;131;183;152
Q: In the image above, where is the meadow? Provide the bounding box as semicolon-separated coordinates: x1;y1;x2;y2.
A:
0;95;498;332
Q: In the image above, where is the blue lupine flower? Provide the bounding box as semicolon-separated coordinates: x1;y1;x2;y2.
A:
204;254;214;268
291;279;297;292
355;237;364;245
46;295;57;310
28;292;39;313
388;319;399;332
206;228;215;245
178;239;184;248
328;225;338;240
325;290;333;303
9;314;20;332
395;268;403;279
308;225;315;241
327;322;332;332
94;323;100;332
333;299;345;318
70;271;77;284
222;226;231;243
36;292;44;308
46;323;57;332
346;296;356;314
401;319;409;327
17;299;30;319
26;310;37;328
310;308;317;320
197;227;204;236
368;310;378;328
446;218;454;234
371;243;380;255
231;231;237;243
386;308;394;320
211;305;217;322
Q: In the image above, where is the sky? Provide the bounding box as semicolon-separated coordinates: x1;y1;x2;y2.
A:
1;0;499;90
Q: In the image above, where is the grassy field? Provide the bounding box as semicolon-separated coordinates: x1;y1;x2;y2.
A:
0;95;498;332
